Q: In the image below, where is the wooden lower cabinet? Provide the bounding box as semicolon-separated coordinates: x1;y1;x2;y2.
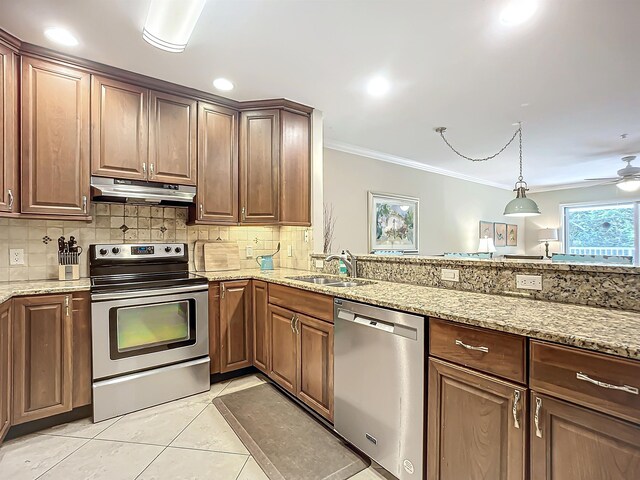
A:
428;358;527;480
297;313;333;421
12;294;73;424
268;304;297;394
252;280;269;374
219;280;252;373
208;283;221;374
0;300;11;442
71;292;92;408
530;392;640;480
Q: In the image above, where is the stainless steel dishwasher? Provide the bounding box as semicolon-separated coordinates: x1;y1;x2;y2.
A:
333;298;424;480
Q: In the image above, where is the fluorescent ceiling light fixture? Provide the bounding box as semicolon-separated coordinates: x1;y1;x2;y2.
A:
143;0;206;53
213;78;234;91
366;76;391;97
500;0;538;26
44;27;78;46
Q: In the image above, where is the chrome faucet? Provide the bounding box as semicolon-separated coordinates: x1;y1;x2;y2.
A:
325;250;358;278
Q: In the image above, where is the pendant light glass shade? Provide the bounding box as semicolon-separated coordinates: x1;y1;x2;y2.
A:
503;186;541;217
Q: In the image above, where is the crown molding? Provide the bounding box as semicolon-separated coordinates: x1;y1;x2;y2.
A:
528;180;618;193
324;140;513;190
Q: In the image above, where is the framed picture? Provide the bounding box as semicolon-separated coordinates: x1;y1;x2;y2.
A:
368;192;419;253
507;224;518;246
494;223;507;247
478;221;494;240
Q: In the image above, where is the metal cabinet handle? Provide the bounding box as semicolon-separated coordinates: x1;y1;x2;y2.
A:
150;163;155;177
241;206;246;221
294;314;300;334
455;339;489;353
82;195;87;213
142;162;147;175
64;296;70;317
221;283;226;299
7;189;14;209
512;390;521;429
199;203;204;219
576;372;638;395
290;314;296;333
534;397;543;438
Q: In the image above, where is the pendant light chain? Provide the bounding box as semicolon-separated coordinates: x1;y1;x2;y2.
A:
517;121;524;182
435;125;521;163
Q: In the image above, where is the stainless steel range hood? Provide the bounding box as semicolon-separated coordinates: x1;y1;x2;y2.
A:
90;177;196;205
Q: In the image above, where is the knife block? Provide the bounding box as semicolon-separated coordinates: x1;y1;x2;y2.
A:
59;264;80;281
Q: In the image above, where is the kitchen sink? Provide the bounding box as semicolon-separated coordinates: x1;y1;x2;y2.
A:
287;275;373;287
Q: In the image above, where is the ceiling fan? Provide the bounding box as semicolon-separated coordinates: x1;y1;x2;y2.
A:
585;156;640;192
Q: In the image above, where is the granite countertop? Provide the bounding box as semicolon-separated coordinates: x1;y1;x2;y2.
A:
1;269;638;360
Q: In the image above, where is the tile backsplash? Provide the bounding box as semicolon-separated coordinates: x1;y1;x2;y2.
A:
0;205;313;282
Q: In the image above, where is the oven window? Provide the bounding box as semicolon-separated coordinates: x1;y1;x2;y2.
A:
109;299;197;359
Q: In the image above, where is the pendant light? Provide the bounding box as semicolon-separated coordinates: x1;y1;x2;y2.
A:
435;122;541;217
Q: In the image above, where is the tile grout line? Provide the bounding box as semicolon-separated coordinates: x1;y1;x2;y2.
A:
234;455;251;480
34;437;91;480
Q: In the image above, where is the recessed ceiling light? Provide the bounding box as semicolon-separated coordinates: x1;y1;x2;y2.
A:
500;0;538;26
44;27;79;47
213;78;234;91
143;0;206;53
367;76;390;97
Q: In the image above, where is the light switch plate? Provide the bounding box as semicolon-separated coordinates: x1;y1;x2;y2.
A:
287;245;293;257
10;248;24;265
516;274;542;290
441;268;460;282
245;246;253;258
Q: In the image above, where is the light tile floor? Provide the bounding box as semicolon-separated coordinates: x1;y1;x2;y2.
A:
0;374;393;480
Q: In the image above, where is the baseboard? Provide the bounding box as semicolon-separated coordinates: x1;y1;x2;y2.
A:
5;405;93;441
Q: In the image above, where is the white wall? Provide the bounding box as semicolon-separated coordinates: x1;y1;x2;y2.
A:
524;184;640;256
323;148;525;256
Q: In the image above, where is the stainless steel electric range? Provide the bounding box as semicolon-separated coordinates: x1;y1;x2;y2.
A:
89;243;209;422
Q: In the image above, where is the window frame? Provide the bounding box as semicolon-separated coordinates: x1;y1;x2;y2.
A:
559;199;640;266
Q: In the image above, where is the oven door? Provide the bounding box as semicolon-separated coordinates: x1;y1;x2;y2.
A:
91;284;209;380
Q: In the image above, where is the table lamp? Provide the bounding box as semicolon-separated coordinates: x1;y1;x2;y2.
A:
538;228;558;258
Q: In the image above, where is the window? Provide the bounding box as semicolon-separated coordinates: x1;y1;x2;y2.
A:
562;201;639;265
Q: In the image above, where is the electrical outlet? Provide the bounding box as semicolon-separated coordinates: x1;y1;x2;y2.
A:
10;248;24;265
287;245;293;257
304;230;310;243
315;259;324;268
516;274;542;290
441;268;460;282
245;246;253;258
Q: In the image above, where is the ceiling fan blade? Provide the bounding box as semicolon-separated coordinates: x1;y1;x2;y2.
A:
584;177;619;181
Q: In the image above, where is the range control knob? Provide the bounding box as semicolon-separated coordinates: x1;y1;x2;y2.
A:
165;246;172;253
175;246;182;253
99;248;108;256
112;247;120;254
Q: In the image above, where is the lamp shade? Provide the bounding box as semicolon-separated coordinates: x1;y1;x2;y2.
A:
617;178;640;192
538;228;558;242
478;237;496;253
503;186;541;217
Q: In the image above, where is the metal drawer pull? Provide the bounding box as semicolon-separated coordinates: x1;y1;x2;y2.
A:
294;315;300;334
290;314;296;333
512;390;521;429
455;339;489;353
576;372;638;395
534;397;543;438
7;189;14;209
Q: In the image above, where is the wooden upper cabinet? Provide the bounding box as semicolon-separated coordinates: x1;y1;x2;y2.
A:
21;57;90;216
91;75;148;180
219;280;252;373
269;304;297;395
0;300;11;443
195;102;238;223
428;358;527;480
149;91;197;185
530;392;640;480
280;110;310;225
0;43;17;214
12;294;73;424
239;109;279;223
252;280;269;374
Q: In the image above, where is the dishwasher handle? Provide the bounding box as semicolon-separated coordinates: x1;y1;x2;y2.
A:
337;308;417;340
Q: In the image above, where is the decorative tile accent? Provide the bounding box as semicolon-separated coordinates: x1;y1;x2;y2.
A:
42;235;52;244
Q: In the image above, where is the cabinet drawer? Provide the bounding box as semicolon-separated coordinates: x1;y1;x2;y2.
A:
429;318;526;384
530;341;640;424
268;283;333;323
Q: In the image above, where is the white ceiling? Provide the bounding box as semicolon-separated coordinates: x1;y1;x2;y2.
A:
2;0;639;190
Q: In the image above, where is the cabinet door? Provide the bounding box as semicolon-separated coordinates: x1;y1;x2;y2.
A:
149;90;196;185
530;392;640;480
269;304;297;395
0;43;17;214
21;57;90;216
91;75;148;180
296;313;333;420
239;109;279;223
428;358;527;480
208;283;221;374
0;300;11;442
279;110;310;225
13;294;73;424
252;280;269;374
219;280;252;373
195;102;238;223
71;292;91;408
